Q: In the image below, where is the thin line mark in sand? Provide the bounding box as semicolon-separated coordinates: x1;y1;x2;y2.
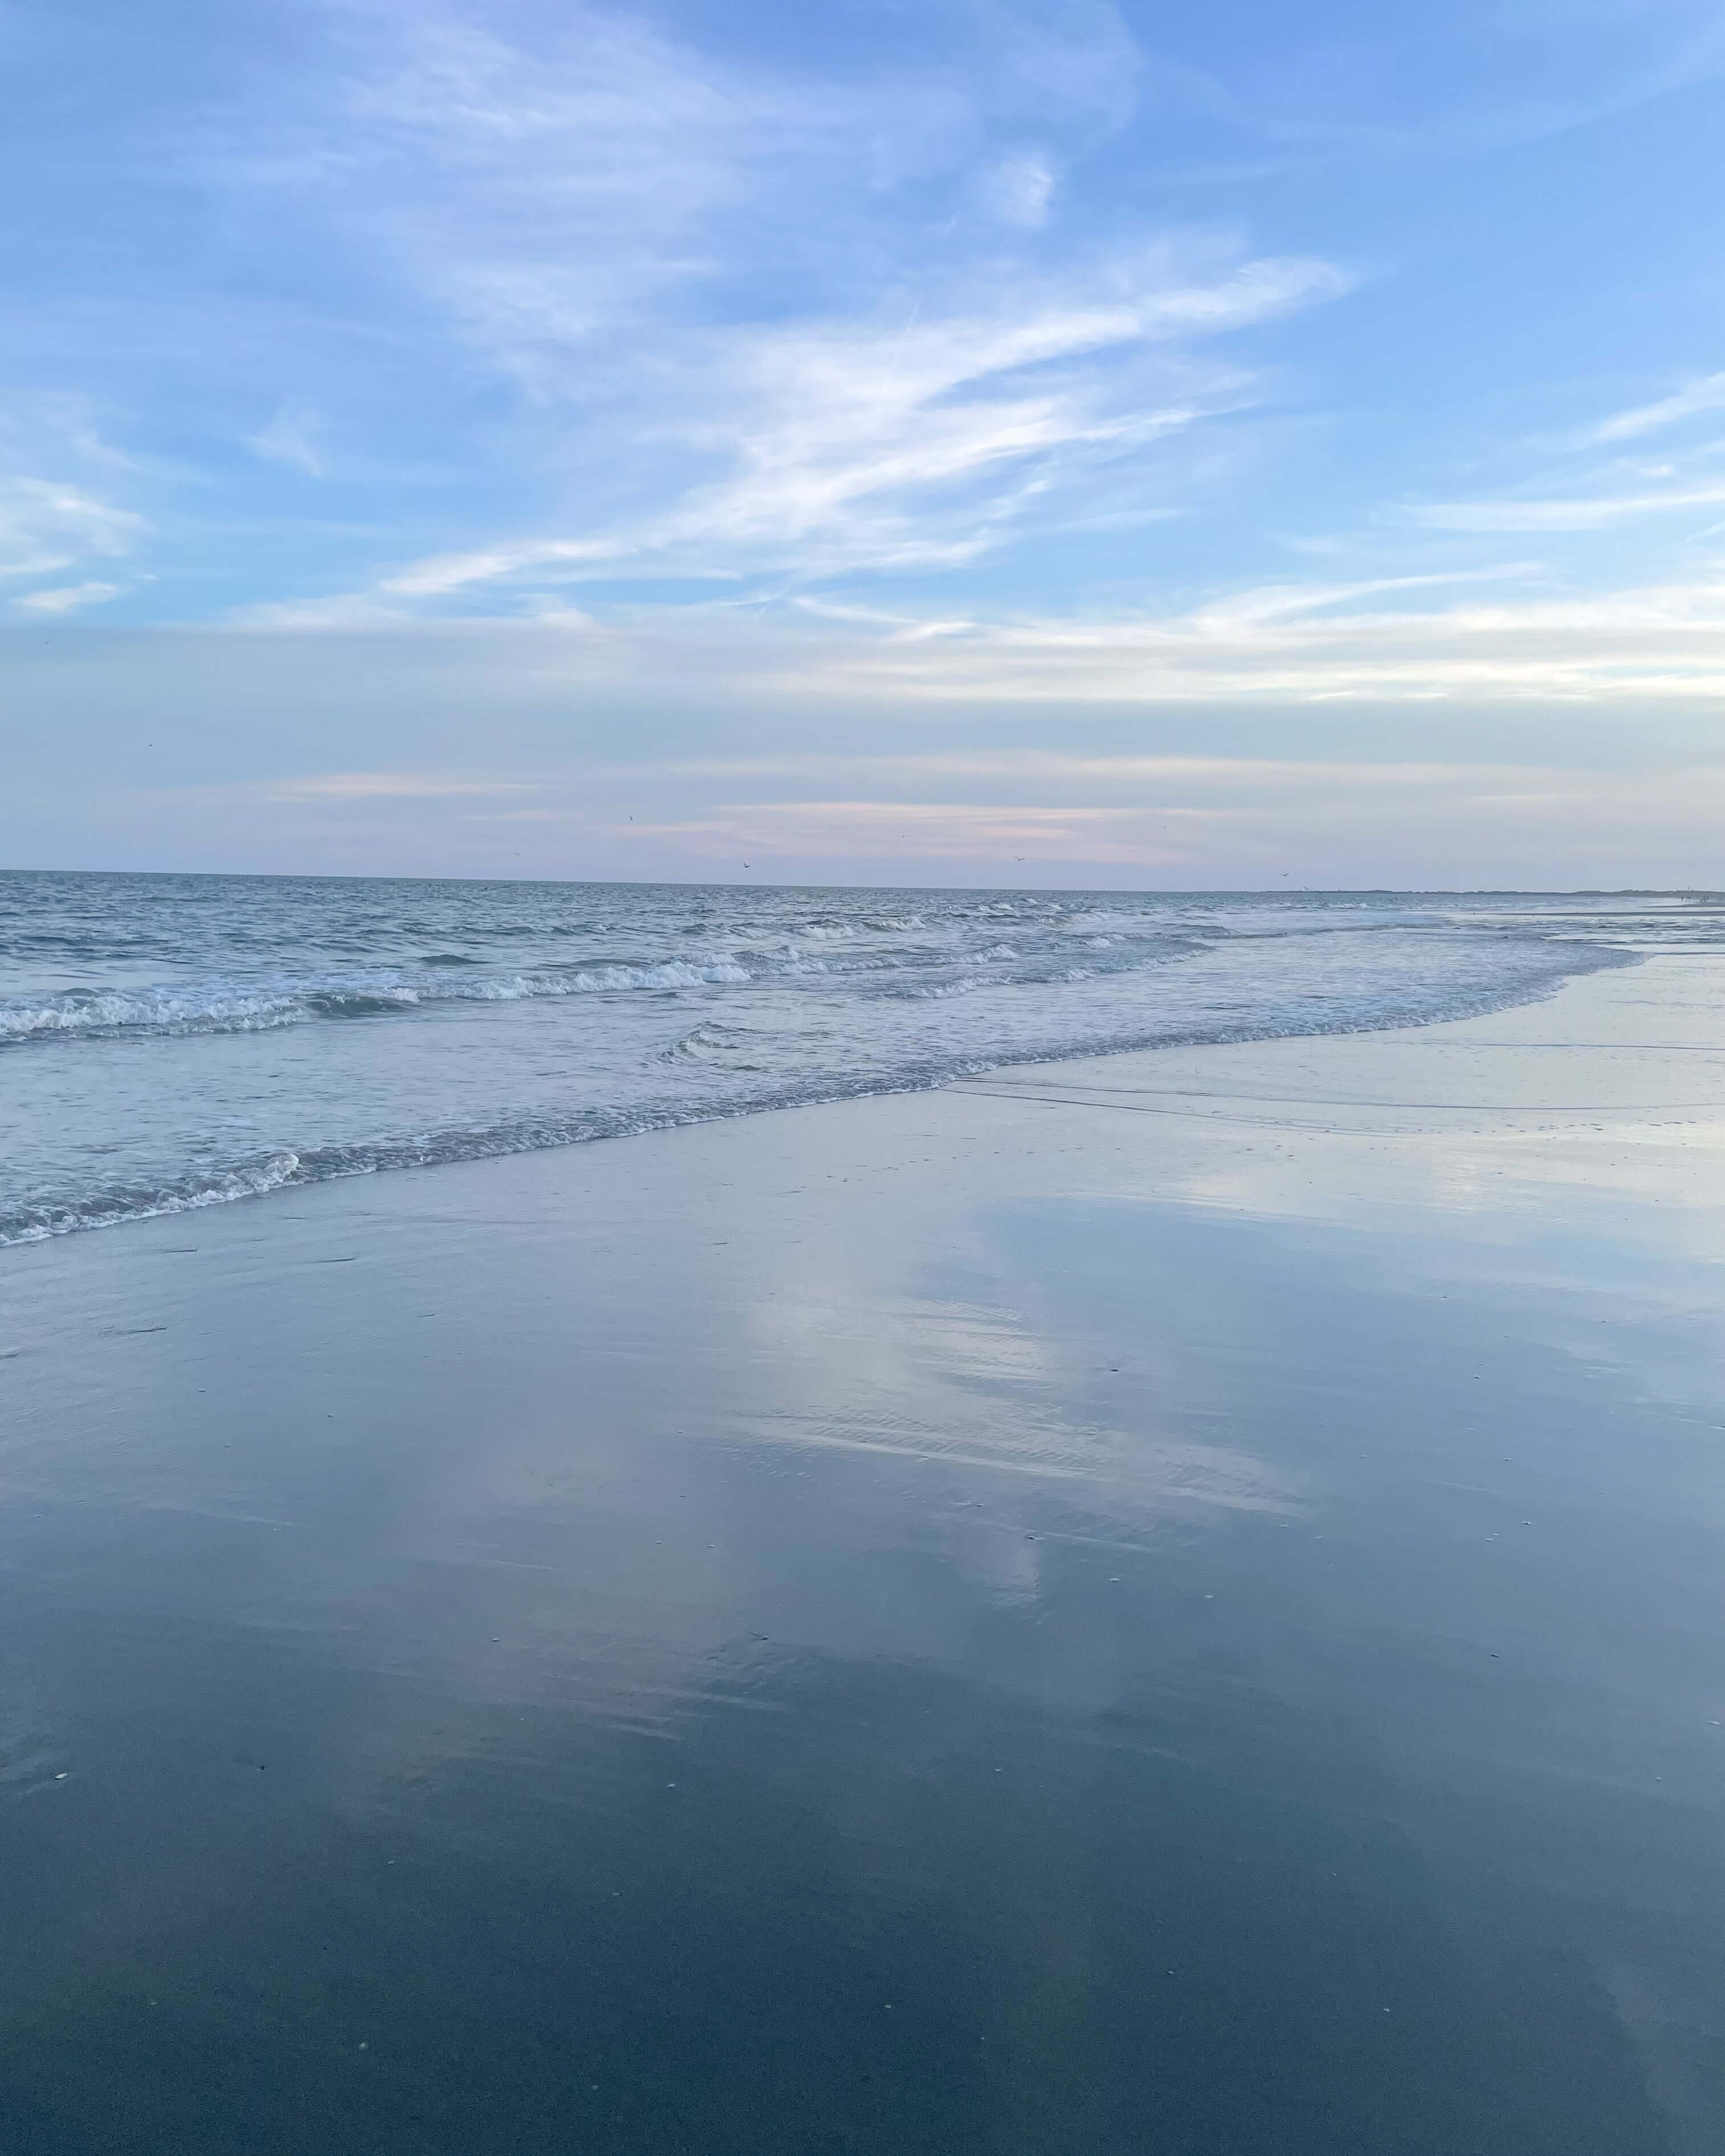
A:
968;1081;1725;1112
947;1085;1718;1121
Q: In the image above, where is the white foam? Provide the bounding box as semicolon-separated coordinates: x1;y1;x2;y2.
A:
0;956;758;1042
0;874;1655;1246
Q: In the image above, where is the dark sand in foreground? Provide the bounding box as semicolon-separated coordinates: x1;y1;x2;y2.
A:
4;956;1724;2154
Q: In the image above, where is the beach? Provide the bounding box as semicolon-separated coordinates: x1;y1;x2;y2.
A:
4;951;1724;2153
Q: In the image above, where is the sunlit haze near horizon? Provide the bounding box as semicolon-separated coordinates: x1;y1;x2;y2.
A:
5;0;1725;887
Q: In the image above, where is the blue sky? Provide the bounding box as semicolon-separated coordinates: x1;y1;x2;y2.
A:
5;0;1725;885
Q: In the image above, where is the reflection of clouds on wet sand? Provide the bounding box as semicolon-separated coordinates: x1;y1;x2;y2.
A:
975;960;1725;1265
744;1411;1299;1513
8;950;1725;2151
735;1199;1303;1577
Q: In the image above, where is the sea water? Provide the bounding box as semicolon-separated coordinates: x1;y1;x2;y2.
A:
0;872;1704;1244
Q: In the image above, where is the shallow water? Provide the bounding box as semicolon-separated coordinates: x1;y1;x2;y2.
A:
4;873;1705;1242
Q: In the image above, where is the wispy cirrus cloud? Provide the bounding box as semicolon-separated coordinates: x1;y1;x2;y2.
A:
257;770;534;801
13;580;123;615
1582;370;1725;445
1132;0;1725;164
141;0;1347;623
1414;485;1725;533
781;571;1725;704
601;764;1725;866
360;250;1347;607
0;476;141;587
971;149;1062;229
229;555;1725;707
247;404;328;477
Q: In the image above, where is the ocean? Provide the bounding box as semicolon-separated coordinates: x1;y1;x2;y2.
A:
0;872;1705;1245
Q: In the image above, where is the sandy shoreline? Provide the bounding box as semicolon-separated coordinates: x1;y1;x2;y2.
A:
5;955;1725;2152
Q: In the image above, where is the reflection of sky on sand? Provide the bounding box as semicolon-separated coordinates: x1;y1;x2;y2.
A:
6;955;1719;1758
35;953;1702;1732
7;953;1725;2150
965;959;1725;1270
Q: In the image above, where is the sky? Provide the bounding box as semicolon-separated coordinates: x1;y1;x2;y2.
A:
3;0;1725;889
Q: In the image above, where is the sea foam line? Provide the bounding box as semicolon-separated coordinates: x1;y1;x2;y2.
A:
0;957;763;1042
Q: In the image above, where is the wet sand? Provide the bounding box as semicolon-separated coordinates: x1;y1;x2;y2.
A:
4;955;1724;2154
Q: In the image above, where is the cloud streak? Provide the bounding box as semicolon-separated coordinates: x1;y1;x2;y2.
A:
122;749;1725;884
1584;371;1725;445
358;562;1721;707
0;477;141;586
363;251;1347;605
213;552;1725;708
14;581;123;615
604;765;1725;866
789;575;1725;703
1415;485;1725;533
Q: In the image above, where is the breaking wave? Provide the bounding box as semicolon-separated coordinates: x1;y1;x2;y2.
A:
6;871;1707;1250
0;863;1663;1246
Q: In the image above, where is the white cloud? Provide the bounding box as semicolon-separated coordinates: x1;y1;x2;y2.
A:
248;404;327;476
257;771;534;801
293;0;991;375
527;560;1725;707
623;799;1152;864
0;477;141;583
807;572;1725;703
13;580;122;615
974;149;1060;228
1415;485;1725;532
590;751;1562;794
1584;371;1725;445
207;555;1725;710
380;538;617;599
155;0;1344;617
333;248;1349;606
587;764;1725;870
1135;1;1725;162
202;549;1725;708
16;606;1725;880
